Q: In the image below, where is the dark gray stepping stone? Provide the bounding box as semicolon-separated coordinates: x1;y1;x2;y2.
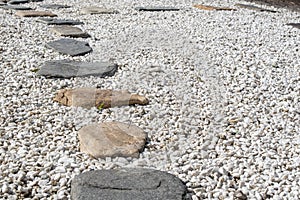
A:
2;4;31;9
39;4;70;9
50;26;90;38
36;18;84;25
235;3;276;12
71;168;190;200
45;38;92;56
135;6;180;11
38;60;117;78
287;23;300;29
7;0;28;4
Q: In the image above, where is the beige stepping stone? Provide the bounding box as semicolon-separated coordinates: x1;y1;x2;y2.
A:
50;26;90;38
15;10;57;17
54;88;149;109
193;4;236;11
78;122;147;158
81;6;118;14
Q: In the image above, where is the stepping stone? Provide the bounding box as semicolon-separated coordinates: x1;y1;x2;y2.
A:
39;4;71;9
54;88;149;109
235;3;276;12
36;18;84;25
193;4;236;11
7;0;28;4
287;23;300;29
45;38;92;56
71;168;190;200
78;122;147;158
81;6;118;14
50;26;90;38
2;5;31;10
15;10;57;17
135;6;180;11
38;60;117;78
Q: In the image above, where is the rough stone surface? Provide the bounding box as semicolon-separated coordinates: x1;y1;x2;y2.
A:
78;122;147;158
54;88;149;109
235;3;277;12
287;23;300;29
39;4;70;9
38;60;117;78
15;10;57;17
45;38;92;56
193;4;236;11
36;18;84;25
81;6;118;14
50;26;90;38
135;6;180;11
71;168;190;200
1;4;31;9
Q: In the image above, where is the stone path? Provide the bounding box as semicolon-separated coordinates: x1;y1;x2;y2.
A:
0;0;299;199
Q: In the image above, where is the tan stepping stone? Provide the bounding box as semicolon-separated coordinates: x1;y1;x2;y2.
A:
81;6;118;14
78;122;147;158
50;26;90;38
54;88;149;109
15;10;57;17
193;4;236;11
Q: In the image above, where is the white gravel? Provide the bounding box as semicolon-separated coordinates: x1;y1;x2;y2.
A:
0;0;299;199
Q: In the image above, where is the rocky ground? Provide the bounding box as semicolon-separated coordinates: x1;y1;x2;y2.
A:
0;0;299;199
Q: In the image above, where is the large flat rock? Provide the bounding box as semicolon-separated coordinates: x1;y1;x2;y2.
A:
81;6;118;14
78;122;147;158
1;5;32;9
54;88;149;109
135;6;180;11
38;60;117;78
71;168;190;200
45;38;92;56
15;10;57;17
36;18;84;25
193;4;236;11
50;26;90;38
235;3;277;12
39;4;70;9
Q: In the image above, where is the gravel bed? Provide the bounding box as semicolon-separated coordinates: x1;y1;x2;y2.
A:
0;0;299;199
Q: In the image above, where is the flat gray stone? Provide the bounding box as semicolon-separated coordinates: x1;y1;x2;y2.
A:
78;122;147;158
45;38;92;56
36;18;83;25
2;4;31;9
81;6;118;14
38;60;117;78
50;26;90;38
7;0;28;4
235;3;276;12
39;4;70;9
71;168;190;200
287;23;300;29
135;6;180;11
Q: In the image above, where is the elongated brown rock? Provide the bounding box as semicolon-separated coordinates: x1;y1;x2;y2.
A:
54;88;149;109
193;4;236;11
15;10;57;17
